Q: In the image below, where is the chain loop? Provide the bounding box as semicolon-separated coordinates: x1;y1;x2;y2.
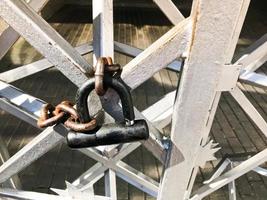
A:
37;104;65;128
94;57;121;96
37;101;97;132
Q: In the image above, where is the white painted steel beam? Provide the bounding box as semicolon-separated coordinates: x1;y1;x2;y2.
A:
79;147;159;197
121;18;190;89
153;0;185;25
142;91;175;130
116;161;159;197
0;26;20;60
148;32;267;90
228;162;237;200
0;81;44;120
0;188;111;200
235;33;267;72
93;0;114;64
0;43;93;83
0;137;21;189
104;168;117;200
190;148;267;199
253;166;267;176
0;0;92;87
239;70;267;89
114;42;182;71
73;163;107;189
114;42;141;57
0;0;49;60
0;126;64;184
203;158;231;184
157;0;250;199
76;143;141;189
28;0;49;12
230;85;267;138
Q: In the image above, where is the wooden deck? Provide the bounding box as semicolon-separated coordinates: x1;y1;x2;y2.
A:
0;2;266;199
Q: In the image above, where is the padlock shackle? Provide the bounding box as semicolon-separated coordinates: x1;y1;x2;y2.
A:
76;76;135;125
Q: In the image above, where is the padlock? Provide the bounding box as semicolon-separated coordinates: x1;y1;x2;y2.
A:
67;75;149;148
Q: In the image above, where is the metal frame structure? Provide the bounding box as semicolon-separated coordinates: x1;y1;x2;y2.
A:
0;0;266;199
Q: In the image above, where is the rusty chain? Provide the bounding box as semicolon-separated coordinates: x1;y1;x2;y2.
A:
94;57;121;96
37;57;121;132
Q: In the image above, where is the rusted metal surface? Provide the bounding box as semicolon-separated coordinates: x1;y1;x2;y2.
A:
54;101;78;118
94;58;106;96
37;104;65;128
64;118;97;132
94;57;122;96
37;101;97;132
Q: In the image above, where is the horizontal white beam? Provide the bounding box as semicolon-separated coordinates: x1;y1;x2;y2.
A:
0;0;92;87
0;43;93;83
153;0;185;25
114;42;141;57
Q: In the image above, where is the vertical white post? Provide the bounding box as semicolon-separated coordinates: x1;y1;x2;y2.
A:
105;169;117;200
93;1;116;199
157;0;250;199
228;162;237;200
93;0;114;65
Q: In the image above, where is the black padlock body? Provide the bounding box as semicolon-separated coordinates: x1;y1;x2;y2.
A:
67;119;149;148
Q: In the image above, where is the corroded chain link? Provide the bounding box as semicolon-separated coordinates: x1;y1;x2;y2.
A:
94;57;122;96
37;57;121;131
37;101;97;131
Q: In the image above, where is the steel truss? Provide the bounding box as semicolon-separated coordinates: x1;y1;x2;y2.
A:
0;0;266;199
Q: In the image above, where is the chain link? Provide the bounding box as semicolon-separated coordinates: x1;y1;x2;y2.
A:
94;57;121;96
